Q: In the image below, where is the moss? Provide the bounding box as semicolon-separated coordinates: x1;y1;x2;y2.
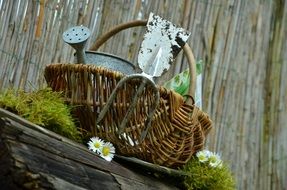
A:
0;88;81;142
181;157;236;190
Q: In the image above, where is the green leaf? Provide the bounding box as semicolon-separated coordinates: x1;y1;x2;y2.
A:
163;60;203;96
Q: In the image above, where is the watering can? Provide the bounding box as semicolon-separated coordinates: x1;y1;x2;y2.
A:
62;25;136;75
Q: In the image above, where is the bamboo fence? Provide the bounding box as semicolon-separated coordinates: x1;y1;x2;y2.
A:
0;0;286;189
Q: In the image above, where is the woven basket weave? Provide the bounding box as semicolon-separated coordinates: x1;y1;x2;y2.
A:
44;20;212;168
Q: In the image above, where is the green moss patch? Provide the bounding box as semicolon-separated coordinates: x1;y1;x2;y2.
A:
182;157;236;190
0;88;81;142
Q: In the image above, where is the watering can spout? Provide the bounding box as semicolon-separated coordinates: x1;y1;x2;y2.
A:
62;25;91;64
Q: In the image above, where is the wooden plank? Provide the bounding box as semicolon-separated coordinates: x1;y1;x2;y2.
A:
0;109;179;189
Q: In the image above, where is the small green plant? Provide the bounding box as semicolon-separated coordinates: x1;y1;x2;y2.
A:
182;150;236;190
163;60;203;107
0;88;81;142
163;60;203;96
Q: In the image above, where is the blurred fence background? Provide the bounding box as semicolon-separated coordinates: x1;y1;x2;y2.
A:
0;0;286;189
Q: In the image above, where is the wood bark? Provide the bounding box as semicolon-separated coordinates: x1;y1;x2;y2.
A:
0;108;179;190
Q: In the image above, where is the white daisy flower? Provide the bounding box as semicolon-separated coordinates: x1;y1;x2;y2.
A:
196;150;211;163
87;137;104;153
100;142;115;162
208;152;222;168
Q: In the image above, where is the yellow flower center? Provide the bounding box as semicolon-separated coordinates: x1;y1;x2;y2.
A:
102;146;110;156
94;142;101;148
198;154;206;160
209;155;217;163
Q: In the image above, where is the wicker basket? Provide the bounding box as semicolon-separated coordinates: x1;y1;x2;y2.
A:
44;20;212;168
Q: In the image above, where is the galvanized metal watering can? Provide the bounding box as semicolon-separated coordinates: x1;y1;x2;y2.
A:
62;25;136;75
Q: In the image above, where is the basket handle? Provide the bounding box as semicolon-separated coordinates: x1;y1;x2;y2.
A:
89;20;196;105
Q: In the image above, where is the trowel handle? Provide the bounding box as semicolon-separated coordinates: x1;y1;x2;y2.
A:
89;20;196;103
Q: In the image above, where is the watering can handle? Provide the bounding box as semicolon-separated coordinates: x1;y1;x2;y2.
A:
89;20;196;105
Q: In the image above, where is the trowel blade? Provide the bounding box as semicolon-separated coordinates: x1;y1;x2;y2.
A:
138;13;191;77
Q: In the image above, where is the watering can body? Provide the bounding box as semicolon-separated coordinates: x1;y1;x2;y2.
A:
76;51;137;75
63;25;136;75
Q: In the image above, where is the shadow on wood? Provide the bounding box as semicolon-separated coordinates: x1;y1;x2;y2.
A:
0;108;179;190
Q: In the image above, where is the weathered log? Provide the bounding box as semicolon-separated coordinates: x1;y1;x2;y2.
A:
0;108;180;190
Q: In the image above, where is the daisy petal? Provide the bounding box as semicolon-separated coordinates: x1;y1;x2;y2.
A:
100;142;115;162
87;137;104;153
